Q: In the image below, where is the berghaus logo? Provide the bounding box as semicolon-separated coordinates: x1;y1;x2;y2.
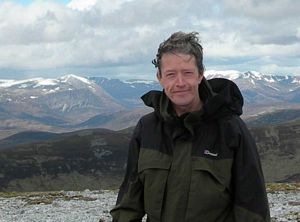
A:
204;149;218;157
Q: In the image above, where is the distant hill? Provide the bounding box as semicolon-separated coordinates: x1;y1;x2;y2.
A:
0;119;299;191
0;128;130;191
250;119;300;183
245;108;300;126
76;107;151;130
89;77;161;108
0;131;60;150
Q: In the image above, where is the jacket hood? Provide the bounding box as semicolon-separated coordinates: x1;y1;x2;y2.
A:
141;77;244;121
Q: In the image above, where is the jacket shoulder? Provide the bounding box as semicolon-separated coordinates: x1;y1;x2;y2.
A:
219;114;245;131
139;111;158;125
216;115;246;147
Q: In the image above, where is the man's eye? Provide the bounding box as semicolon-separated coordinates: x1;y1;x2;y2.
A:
166;73;175;77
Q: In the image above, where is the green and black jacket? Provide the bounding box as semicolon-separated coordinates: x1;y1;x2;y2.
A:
111;78;270;222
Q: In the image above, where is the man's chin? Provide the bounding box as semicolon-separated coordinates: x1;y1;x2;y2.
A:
171;100;190;107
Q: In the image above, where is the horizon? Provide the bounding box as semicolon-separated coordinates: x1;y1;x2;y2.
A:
0;0;300;79
1;70;300;82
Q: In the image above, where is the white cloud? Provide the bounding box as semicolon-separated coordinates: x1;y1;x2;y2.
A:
67;0;97;11
223;0;300;20
296;27;300;38
260;63;300;76
0;0;299;79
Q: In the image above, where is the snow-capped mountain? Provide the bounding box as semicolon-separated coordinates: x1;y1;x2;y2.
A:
205;70;300;92
89;77;161;107
1;71;300;134
0;74;124;130
205;71;300;114
90;71;300;114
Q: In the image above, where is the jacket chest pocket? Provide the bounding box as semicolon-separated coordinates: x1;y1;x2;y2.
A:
138;148;172;221
188;157;233;217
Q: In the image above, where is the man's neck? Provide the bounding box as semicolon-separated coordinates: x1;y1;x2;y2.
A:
174;100;203;117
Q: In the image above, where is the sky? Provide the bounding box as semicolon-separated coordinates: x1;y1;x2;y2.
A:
0;0;300;80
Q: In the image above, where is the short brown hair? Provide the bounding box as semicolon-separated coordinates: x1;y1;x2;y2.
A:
152;31;204;76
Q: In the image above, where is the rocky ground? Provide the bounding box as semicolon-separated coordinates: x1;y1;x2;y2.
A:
0;183;299;222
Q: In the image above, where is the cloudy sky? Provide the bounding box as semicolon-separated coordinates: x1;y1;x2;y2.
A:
0;0;300;80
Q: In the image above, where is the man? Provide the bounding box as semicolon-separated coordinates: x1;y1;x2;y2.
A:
110;31;270;222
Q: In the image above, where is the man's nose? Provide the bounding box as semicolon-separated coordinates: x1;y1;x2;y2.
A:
175;74;185;86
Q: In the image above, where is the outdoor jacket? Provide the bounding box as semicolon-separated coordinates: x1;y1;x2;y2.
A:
110;78;270;222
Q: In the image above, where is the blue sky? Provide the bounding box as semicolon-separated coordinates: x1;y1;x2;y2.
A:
0;0;300;80
15;0;70;6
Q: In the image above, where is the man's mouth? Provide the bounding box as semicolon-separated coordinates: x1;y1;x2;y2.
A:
173;90;189;93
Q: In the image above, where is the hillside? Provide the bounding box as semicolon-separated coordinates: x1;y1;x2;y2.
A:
245;108;300;126
0;119;299;191
251;119;300;182
0;129;130;191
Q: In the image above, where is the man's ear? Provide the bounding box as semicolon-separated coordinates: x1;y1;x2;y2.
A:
198;73;204;84
156;71;164;87
156;71;161;81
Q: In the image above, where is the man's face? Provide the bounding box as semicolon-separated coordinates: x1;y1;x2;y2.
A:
157;53;203;114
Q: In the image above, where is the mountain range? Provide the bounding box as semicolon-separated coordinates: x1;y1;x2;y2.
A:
1;71;300;138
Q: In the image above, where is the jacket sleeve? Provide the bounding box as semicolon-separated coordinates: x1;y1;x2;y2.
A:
232;117;270;222
110;120;145;222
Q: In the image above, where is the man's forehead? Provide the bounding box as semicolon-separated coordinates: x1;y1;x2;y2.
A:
161;53;196;62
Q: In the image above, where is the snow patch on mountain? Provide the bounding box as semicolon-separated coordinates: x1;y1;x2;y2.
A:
204;70;242;80
0;78;42;88
0;74;93;90
247;71;263;80
60;74;91;85
292;79;300;84
264;77;275;83
266;85;279;91
122;79;158;85
34;79;59;87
